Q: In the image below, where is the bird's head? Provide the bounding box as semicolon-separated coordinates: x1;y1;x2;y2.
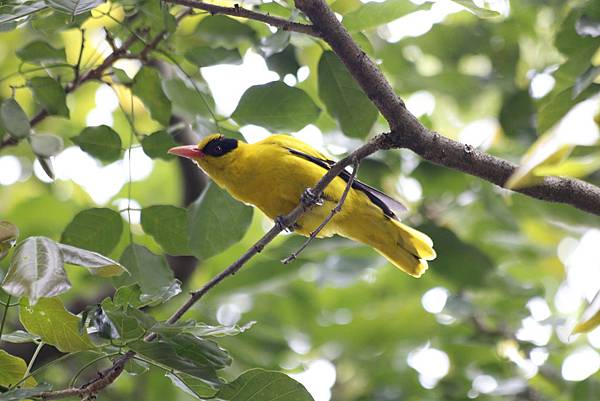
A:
168;134;241;171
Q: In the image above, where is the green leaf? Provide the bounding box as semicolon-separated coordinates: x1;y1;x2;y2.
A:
46;0;102;16
16;41;65;64
30;9;88;33
113;284;143;308
1;236;70;304
259;30;290;58
318;51;378;138
95;299;152;341
141;205;190;256
0;330;40;344
57;243;127;277
232;81;320;131
0;1;47;26
132;67;172;126
29;134;64;158
185;46;242;67
499;90;536;140
0;350;36;387
138;0;176;35
450;0;500;18
115;244;181;304
19;297;95;352
164;333;231;370
188;184;253;260
141;130;177;160
421;224;494;288
540;84;599;135
0;98;31;139
112;67;134;85
124;358;149;376
0;384;52;401
161;78;214;120
61;208;123;255
72;125;122;162
128;340;222;387
166;372;215;399
215;369;315;401
266;46;300;77
150;320;255;337
342;0;414;31
29;76;69;117
0;221;19;260
194;15;256;49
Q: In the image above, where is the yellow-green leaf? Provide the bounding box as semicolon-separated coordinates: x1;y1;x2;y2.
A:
0;350;37;387
19;297;95;352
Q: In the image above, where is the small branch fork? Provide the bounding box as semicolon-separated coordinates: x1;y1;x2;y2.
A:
283;159;359;264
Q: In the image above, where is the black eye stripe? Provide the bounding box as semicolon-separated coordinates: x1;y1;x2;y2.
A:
202;137;238;157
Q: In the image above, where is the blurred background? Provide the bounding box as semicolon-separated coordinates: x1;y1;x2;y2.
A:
1;0;600;400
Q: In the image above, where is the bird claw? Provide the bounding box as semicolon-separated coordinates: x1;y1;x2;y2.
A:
275;216;294;232
301;188;324;206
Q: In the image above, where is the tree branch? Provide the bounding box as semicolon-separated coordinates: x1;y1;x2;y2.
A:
294;0;600;216
282;159;359;264
26;133;388;401
162;0;320;37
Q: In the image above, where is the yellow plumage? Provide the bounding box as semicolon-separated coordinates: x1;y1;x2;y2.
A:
170;134;436;277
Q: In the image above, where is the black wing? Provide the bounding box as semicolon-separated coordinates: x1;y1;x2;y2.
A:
286;148;407;220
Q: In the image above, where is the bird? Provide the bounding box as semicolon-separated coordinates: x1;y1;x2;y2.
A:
168;134;435;277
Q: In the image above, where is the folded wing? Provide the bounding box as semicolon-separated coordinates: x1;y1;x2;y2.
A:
286;147;407;220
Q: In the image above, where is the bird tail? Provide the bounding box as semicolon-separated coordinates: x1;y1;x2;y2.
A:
378;219;436;277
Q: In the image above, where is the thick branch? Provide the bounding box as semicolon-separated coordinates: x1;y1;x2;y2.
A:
295;0;600;216
163;0;320;37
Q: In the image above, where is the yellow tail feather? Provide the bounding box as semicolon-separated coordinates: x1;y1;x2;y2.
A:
373;220;436;278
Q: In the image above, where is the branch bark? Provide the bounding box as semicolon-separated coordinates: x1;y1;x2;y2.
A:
294;0;600;216
163;0;320;37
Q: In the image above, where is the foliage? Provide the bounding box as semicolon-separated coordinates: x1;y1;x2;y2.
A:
0;0;599;401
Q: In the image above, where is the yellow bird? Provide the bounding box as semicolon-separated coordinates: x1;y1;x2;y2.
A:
169;134;436;277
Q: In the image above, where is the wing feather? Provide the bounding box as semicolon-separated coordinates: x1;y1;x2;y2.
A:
286;147;407;220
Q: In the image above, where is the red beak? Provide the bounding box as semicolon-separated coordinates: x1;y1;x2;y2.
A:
168;145;204;159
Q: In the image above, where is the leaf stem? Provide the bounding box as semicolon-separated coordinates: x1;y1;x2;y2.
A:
0;294;12;341
24;341;44;379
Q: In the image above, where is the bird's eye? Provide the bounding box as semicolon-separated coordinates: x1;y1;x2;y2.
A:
215;146;222;153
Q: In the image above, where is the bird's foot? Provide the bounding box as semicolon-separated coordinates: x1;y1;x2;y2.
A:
275;216;294;233
301;188;324;207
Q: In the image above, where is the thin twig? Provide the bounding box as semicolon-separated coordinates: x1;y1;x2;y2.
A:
103;28;118;52
0;295;11;341
73;29;85;83
162;0;320;37
283;159;359;264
